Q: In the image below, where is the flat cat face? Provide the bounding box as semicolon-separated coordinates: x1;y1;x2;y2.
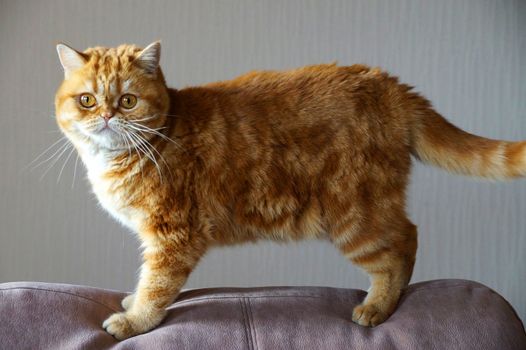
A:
54;42;169;151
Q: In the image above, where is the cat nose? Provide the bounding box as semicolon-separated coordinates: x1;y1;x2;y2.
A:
101;111;114;121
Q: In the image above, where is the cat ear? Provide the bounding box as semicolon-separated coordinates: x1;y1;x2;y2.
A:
56;43;87;78
135;41;161;75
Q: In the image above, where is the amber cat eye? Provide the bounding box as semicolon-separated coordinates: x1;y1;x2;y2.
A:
79;93;96;108
119;94;137;109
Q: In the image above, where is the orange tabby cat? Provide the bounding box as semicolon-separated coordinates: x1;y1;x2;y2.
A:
54;42;526;340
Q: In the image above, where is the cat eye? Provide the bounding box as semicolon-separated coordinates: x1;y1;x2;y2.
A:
119;94;137;109
79;93;96;108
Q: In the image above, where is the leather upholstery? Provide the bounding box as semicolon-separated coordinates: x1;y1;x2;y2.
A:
0;279;524;349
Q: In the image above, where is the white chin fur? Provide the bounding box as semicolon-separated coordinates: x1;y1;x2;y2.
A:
70;125;126;151
88;129;125;149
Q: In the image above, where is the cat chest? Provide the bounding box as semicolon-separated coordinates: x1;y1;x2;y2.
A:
81;150;144;232
89;174;142;232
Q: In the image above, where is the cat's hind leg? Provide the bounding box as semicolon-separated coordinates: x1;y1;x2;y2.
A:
332;216;417;326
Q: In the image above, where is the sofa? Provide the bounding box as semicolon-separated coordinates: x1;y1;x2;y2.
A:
0;279;524;349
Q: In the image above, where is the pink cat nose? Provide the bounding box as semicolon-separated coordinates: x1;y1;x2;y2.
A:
101;111;114;121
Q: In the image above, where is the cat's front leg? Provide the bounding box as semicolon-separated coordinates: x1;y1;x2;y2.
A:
103;237;203;340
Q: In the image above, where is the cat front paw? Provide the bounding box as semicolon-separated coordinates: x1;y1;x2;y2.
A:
102;312;141;340
102;309;166;340
352;303;389;327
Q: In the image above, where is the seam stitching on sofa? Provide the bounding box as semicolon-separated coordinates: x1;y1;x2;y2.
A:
239;298;253;350
170;295;325;308
243;297;255;350
246;297;257;350
0;287;118;312
173;284;478;305
247;298;259;350
175;283;479;304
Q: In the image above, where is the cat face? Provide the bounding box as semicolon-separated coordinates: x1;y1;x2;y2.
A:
55;42;169;151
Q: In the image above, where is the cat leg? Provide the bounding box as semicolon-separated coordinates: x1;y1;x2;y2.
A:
103;239;204;340
336;218;417;327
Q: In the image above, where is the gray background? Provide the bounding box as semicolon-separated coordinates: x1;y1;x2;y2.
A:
1;0;524;321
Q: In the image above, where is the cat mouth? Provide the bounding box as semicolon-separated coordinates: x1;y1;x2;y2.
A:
94;125;119;139
98;123;116;133
98;126;112;132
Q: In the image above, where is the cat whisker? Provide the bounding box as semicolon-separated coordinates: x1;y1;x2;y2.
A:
128;128;174;182
39;143;72;181
125;128;164;183
129;124;168;133
57;146;76;184
30;140;70;171
127;121;171;138
126;117;168;132
129;131;159;181
130;115;159;123
25;137;68;170
120;133;132;161
126;122;186;153
71;153;80;189
122;130;145;180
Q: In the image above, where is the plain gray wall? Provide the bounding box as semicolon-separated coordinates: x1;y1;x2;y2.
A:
1;0;524;322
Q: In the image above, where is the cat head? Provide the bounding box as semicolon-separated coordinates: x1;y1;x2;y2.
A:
54;42;170;152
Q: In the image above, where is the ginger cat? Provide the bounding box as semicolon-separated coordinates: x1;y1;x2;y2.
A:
54;42;526;340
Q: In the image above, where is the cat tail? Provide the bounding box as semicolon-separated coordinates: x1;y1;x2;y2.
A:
410;104;526;179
